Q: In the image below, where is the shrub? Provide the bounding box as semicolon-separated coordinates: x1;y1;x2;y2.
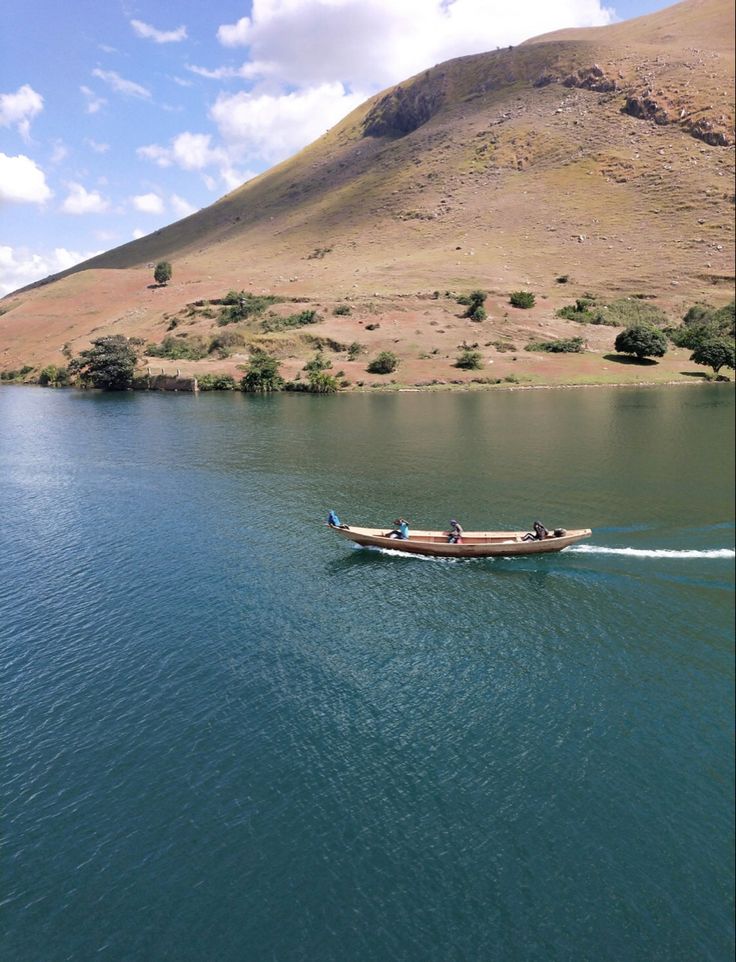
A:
146;335;208;361
599;298;668;328
468;305;487;321
510;290;535;309
304;351;332;374
525;336;584;353
38;365;68;386
333;304;352;315
70;336;138;389
261;309;319;332
240;350;284;392
0;365;34;381
367;351;399;374
614;325;668;360
307;371;339;393
347;341;365;360
198;373;236;391
690;338;735;375
218;291;281;325
456;349;483;369
153;261;172;285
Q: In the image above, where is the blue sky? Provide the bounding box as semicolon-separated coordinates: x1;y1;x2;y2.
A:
1;0;675;295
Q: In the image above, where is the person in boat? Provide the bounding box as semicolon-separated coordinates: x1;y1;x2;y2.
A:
327;510;349;529
522;520;549;541
387;518;409;540
447;519;463;544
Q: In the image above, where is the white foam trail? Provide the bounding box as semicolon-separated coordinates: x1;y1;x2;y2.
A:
359;545;461;563
570;546;735;559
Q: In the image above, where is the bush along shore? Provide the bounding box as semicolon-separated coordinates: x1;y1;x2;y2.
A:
4;293;734;393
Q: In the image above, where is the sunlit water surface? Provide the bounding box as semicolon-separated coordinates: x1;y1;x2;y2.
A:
2;385;734;962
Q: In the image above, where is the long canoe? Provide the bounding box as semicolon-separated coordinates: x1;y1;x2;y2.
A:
328;524;592;558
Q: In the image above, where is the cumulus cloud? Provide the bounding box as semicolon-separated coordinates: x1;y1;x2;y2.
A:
132;192;164;214
130;19;188;43
214;0;614;88
0;245;101;296
0;84;44;141
92;69;151;100
210;83;365;164
80;85;107;114
138;131;226;170
0;153;52;204
132;228;146;239
61;183;109;214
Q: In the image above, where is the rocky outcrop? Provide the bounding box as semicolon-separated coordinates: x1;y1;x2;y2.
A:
561;64;617;93
622;91;733;146
363;74;446;137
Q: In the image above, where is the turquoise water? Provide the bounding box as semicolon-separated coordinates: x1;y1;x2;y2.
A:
1;384;734;962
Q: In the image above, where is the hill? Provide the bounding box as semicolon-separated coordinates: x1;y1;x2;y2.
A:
1;0;733;389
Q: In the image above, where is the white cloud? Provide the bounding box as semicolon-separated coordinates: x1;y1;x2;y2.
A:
50;140;68;164
92;69;151;100
80;85;107;114
138;131;226;171
132;192;164;214
0;245;101;296
214;0;614;89
85;138;110;153
0;84;43;141
61;182;109;214
170;193;198;217
210;84;365;163
130;19;188;43
132;228;146;239
0;153;52;204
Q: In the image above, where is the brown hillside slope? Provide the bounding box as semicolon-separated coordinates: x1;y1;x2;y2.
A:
1;0;733;387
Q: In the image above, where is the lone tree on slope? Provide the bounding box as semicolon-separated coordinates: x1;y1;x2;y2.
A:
154;261;172;286
690;338;735;375
614;324;668;361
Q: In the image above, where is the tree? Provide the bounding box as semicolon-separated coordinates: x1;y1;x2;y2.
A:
38;365;68;386
690;338;735;375
240;349;284;392
70;335;138;389
367;351;399;374
463;290;487;320
614;324;667;361
154;261;172;285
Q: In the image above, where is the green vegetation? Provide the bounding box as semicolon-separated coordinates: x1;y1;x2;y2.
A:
0;365;34;381
487;339;517;353
690;338;735;375
456;349;483;369
598;298;668;328
510;290;535;309
333;304;352;316
197;373;236;391
367;351;399;374
303;352;332;374
614;325;668;361
261;309;319;332
347;341;365;360
459;289;488;320
154;261;172;286
145;335;209;361
525;336;585;353
556;297;599;323
69;335;138;389
218;291;281;326
240;350;284;393
38;365;69;386
670;300;735;349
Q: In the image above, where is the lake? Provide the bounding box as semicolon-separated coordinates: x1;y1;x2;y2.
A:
1;384;734;962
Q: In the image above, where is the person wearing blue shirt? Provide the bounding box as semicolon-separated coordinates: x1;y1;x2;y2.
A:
387;518;409;540
327;510;341;527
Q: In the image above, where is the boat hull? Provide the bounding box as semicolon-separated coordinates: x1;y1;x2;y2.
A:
329;526;592;558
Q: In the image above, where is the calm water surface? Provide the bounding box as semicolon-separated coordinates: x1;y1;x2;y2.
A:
2;384;734;962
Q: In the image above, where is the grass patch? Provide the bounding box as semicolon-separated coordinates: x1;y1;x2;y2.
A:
525;336;585;353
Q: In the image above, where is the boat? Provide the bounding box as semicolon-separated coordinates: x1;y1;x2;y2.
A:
327;524;592;558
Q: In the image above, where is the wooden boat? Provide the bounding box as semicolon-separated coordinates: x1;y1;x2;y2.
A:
327;524;592;558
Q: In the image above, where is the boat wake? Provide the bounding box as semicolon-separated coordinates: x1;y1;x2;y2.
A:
570;546;735;559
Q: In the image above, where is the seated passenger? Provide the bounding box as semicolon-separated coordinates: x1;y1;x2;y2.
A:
387;518;410;540
447;519;464;544
327;509;341;527
522;520;549;542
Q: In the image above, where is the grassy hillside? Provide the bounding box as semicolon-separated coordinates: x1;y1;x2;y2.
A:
1;0;733;388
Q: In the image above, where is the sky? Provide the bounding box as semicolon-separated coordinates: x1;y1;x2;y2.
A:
1;0;676;296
